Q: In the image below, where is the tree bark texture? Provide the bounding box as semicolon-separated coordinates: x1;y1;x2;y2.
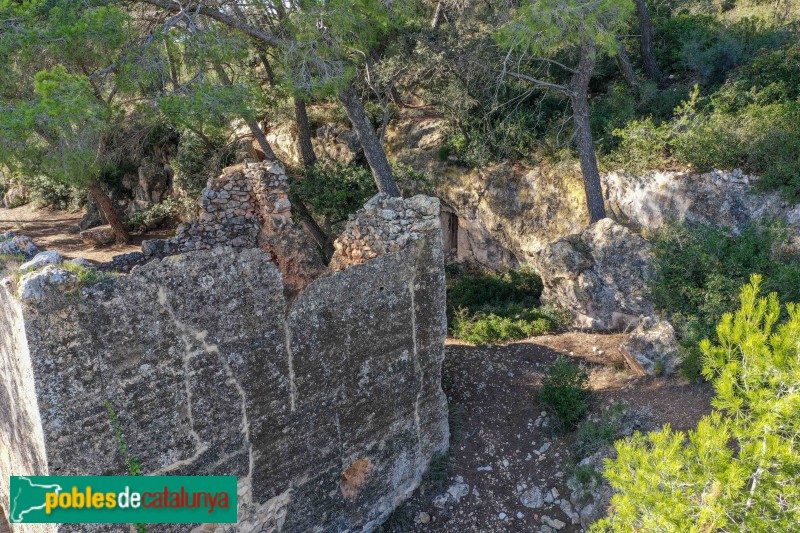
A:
89;182;131;244
294;97;317;168
570;43;607;223
338;84;401;196
635;0;662;81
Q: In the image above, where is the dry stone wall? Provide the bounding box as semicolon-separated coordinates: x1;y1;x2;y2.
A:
0;163;449;532
141;162;325;298
330;193;441;271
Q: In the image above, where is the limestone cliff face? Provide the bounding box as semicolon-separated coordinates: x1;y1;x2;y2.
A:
0;164;449;532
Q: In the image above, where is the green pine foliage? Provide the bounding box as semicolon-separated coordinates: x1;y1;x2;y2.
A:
594;276;800;531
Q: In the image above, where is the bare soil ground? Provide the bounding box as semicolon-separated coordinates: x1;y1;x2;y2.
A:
0;204;171;263
393;335;713;533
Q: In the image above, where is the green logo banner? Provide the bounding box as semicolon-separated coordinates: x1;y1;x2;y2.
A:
9;476;237;524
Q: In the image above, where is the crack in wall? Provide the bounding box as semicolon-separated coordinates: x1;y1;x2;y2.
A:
284;321;297;413
155;286;252;484
409;245;424;460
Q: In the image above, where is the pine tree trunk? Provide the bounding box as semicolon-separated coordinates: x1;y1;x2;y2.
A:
213;62;278;161
635;0;662;82
617;41;640;91
338;84;401;197
294;97;317;168
89;182;131;244
570;43;607;224
431;2;444;29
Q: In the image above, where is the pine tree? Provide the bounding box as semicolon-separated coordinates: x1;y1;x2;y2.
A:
594;275;800;532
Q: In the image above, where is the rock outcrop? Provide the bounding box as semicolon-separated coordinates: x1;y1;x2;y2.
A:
603;169;800;238
1;163;449;533
534;218;654;331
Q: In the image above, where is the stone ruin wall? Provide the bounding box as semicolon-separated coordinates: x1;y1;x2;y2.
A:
0;161;450;532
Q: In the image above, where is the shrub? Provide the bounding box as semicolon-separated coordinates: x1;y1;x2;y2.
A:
594;277;800;531
60;263;111;286
290;161;377;227
650;221;800;379
540;356;590;431
447;267;543;312
125;196;197;233
450;304;565;345
446;267;567;343
574;402;627;458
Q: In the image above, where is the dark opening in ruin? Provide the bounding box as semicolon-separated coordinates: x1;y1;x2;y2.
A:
442;209;459;258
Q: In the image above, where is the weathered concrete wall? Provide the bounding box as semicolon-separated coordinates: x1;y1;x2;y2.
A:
1;176;448;532
0;288;52;533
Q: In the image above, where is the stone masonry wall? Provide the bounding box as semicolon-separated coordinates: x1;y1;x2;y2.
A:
1;168;449;532
141;161;325;298
330;193;441;272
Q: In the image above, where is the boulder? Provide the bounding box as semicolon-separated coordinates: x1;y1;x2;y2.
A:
17;265;80;302
80;225;115;246
2;185;30;208
534;218;654;331
622;318;680;376
18;251;63;273
0;233;38;259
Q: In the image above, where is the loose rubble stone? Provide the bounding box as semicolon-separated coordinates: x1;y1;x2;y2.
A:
68;257;95;268
0;233;38;259
18;251;62;273
80;225;116;246
520;487;544;509
622;318;680;375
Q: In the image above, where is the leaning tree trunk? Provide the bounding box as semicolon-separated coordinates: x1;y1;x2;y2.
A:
570;43;607;224
431;1;444;29
213;63;277;161
635;0;662;82
338;84;401;197
89;182;131;244
293;97;335;262
294;97;317;168
617;41;640;91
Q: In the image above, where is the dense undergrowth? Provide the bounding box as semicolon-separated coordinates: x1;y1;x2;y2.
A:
445;265;569;344
649;221;800;380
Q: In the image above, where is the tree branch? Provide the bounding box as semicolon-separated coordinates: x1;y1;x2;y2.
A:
506;71;570;95
138;0;283;48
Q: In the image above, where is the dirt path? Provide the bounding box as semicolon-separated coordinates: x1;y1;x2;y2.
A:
0;204;170;263
391;335;713;533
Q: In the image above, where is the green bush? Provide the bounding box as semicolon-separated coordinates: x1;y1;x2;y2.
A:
650;221;800;379
594;277;800;531
125;197;197;233
447;267;543;312
540;356;590;431
446;267;567;343
450;304;565;345
290;161;377;227
574;402;627;458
